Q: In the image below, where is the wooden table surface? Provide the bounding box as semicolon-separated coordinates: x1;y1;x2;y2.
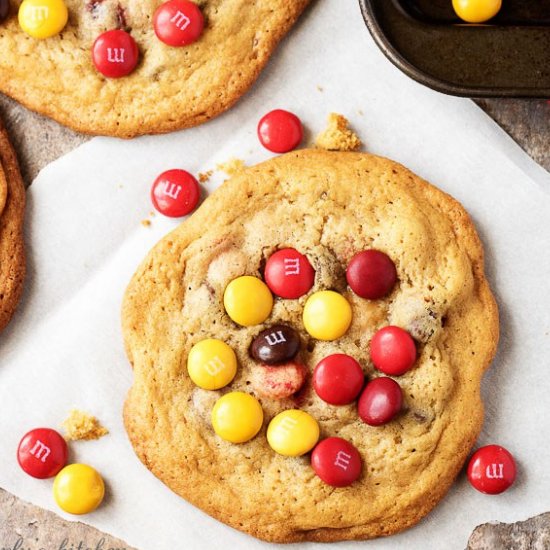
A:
0;94;548;549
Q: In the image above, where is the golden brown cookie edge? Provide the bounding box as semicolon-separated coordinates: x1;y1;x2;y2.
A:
0;118;26;332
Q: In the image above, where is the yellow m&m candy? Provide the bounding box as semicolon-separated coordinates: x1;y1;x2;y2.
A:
452;0;501;23
223;276;273;327
211;392;263;443
18;0;68;39
187;339;237;390
267;410;319;456
53;464;105;515
303;290;352;341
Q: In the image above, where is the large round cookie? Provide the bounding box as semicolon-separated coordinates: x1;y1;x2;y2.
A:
0;0;309;138
122;150;498;542
0;119;25;332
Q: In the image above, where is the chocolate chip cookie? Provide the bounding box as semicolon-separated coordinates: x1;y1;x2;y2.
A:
0;119;25;332
122;149;498;542
0;0;309;137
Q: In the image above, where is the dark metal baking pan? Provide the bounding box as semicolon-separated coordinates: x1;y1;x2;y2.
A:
359;0;550;98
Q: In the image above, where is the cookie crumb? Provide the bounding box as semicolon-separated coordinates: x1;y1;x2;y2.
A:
141;219;151;227
358;109;364;116
315;113;362;152
198;170;213;183
62;409;109;441
317;85;324;92
216;158;246;176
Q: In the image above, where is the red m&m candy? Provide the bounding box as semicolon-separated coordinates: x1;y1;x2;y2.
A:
467;445;517;495
346;250;397;300
311;437;362;487
264;248;314;299
358;377;402;426
257;109;303;153
154;0;204;47
17;428;68;479
370;326;416;376
92;30;139;79
313;354;364;405
151;169;201;217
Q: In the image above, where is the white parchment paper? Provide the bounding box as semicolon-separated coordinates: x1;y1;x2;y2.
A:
1;1;550;548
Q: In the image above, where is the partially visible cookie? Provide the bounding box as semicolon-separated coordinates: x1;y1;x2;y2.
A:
122;150;498;542
0;119;25;332
0;0;310;138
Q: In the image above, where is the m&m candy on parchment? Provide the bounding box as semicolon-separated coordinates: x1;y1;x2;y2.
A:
154;0;204;47
151;169;201;217
53;464;105;515
313;354;364;405
18;0;68;39
267;409;319;457
264;248;315;299
311;437;362;487
467;444;516;495
17;428;68;479
224;276;273;327
187;338;237;390
211;392;263;443
370;326;416;376
92;29;139;79
257;109;303;153
303;290;352;341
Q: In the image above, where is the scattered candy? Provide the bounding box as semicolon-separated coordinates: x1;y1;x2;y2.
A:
370;326;416;376
18;0;68;39
264;248;315;299
250;361;306;400
92;29;139;79
250;324;300;364
311;437;362;487
467;444;517;494
17;428;68;479
53;464;105;515
154;0;204;47
257;109;303;153
0;0;9;23
151;168;201;217
267;409;319;456
187;338;237;390
346;250;397;300
303;290;352;341
313;354;364;405
211;391;263;443
224;276;273;326
452;0;501;23
358;377;402;426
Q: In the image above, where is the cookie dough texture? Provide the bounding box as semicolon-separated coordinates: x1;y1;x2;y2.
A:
315;113;362;152
62;409;109;441
122;150;498;542
0;0;310;138
0;120;25;332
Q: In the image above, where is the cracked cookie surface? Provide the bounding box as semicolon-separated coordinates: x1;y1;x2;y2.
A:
122;149;498;542
0;0;309;137
0;119;25;333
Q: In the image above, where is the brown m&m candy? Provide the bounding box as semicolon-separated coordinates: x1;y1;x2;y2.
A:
250;324;300;365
